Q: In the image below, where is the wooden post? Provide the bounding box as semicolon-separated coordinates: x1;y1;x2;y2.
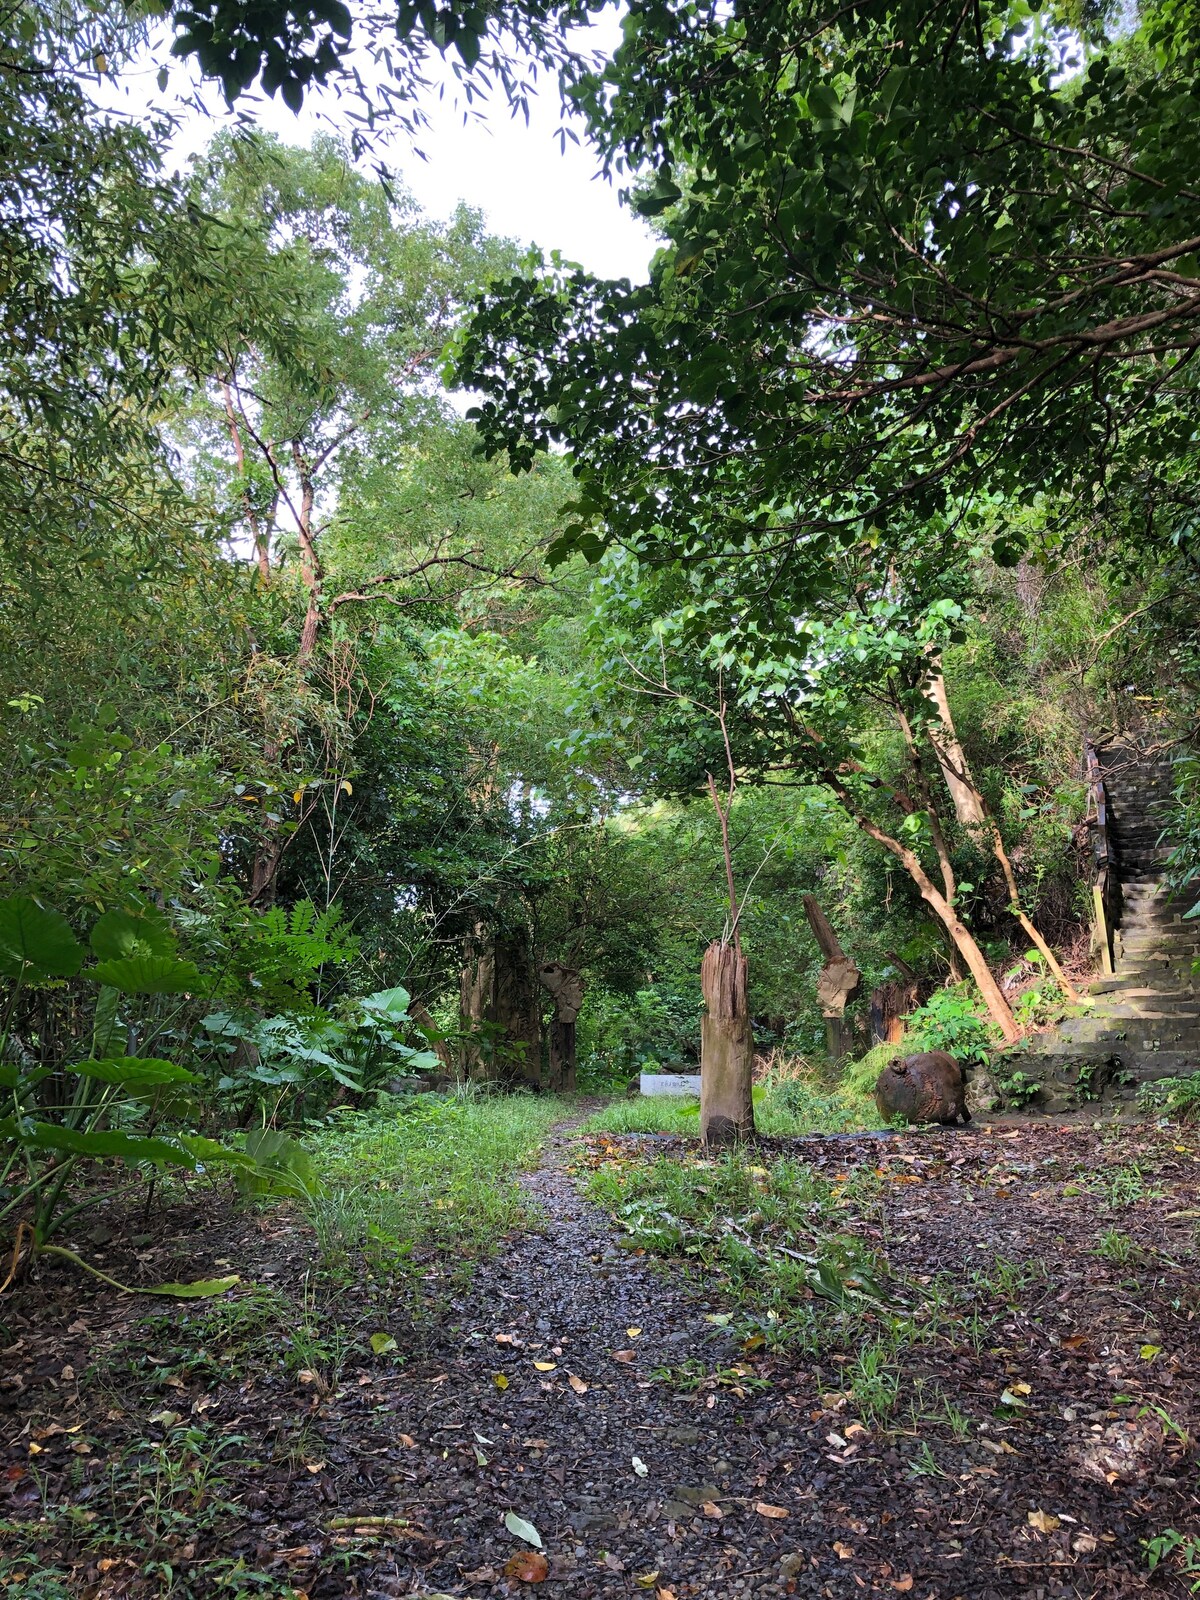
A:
700;939;755;1145
803;895;861;1062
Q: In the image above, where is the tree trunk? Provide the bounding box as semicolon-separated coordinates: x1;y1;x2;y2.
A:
802;895;862;1064
459;924;495;1079
408;997;457;1077
493;930;542;1087
538;962;583;1092
699;939;755;1146
821;772;1020;1042
924;673;987;826
925;670;1078;1002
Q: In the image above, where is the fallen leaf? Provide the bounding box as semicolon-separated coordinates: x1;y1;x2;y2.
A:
603;1553;625;1573
533;1361;557;1372
475;1431;494;1445
474;1447;488;1466
523;1439;549;1449
567;1373;588;1395
657;1588;678;1600
1073;1533;1098;1554
493;1373;509;1391
399;1433;415;1448
705;1313;732;1326
369;1332;397;1355
1061;1335;1089;1352
612;1349;636;1363
495;1332;519;1346
504;1550;549;1583
464;1567;498;1583
700;1500;723;1519
634;1573;660;1589
999;1387;1029;1408
978;1437;1017;1456
504;1511;542;1548
632;1455;649;1477
1139;1344;1162;1361
891;1576;914;1592
1028;1510;1060;1534
627;1327;642;1338
833;1542;854;1560
754;1502;789;1519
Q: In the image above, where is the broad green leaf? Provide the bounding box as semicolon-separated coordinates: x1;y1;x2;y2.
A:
178;1134;257;1171
0;896;83;979
146;1275;241;1299
89;907;175;961
504;1510;543;1548
0;1120;196;1167
70;1056;197;1087
370;1331;397;1354
91;985;124;1058
361;986;412;1016
89;955;203;994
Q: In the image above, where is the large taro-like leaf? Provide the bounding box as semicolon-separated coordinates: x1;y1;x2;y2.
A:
0;1119;196;1167
89;907;175;962
146;1275;241;1299
361;985;411;1016
69;1056;198;1087
0;896;84;980
88;955;203;994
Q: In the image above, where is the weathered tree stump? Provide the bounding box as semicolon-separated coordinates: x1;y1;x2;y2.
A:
875;1050;970;1126
700;939;754;1146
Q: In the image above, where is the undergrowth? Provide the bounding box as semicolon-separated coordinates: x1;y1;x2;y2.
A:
582;1061;875;1138
304;1089;569;1280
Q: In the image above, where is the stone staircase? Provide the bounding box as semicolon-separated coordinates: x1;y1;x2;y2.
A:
992;739;1200;1109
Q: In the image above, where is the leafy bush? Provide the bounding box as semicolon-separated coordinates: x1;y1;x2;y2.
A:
577;983;701;1082
841;1042;902;1098
0;894;245;1267
1137;1073;1200;1122
201;985;439;1122
907;985;997;1067
995;1069;1042;1108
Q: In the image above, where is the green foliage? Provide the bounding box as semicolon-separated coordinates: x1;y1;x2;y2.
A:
0;894;235;1253
1144;1528;1200;1592
1137;1073;1200;1121
995;1069;1042;1110
907;987;997;1067
842;1044;903;1099
586;1152;890;1356
303;1090;567;1278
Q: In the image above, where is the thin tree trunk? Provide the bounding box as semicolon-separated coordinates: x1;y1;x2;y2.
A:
700;939;755;1146
925;671;1078;1002
292;442;322;669
924;673;986;826
221;380;272;583
821;772;1020;1043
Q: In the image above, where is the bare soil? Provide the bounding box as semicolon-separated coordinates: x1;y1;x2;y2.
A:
2;1115;1200;1598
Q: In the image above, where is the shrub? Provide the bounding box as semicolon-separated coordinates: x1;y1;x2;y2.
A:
906;985;997;1067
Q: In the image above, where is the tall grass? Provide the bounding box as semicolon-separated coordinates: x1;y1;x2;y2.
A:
305;1089;569;1276
582;1053;878;1138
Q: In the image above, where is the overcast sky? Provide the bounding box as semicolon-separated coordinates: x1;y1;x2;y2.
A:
114;13;657;285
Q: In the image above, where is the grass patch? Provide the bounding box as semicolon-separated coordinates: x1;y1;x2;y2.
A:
582;1067;876;1138
305;1088;570;1279
585;1151;900;1365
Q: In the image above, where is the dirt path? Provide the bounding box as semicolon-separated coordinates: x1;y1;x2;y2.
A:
314;1117;1200;1599
4;1113;1200;1598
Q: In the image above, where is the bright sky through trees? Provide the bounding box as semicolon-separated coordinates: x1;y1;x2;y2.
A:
109;11;655;284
